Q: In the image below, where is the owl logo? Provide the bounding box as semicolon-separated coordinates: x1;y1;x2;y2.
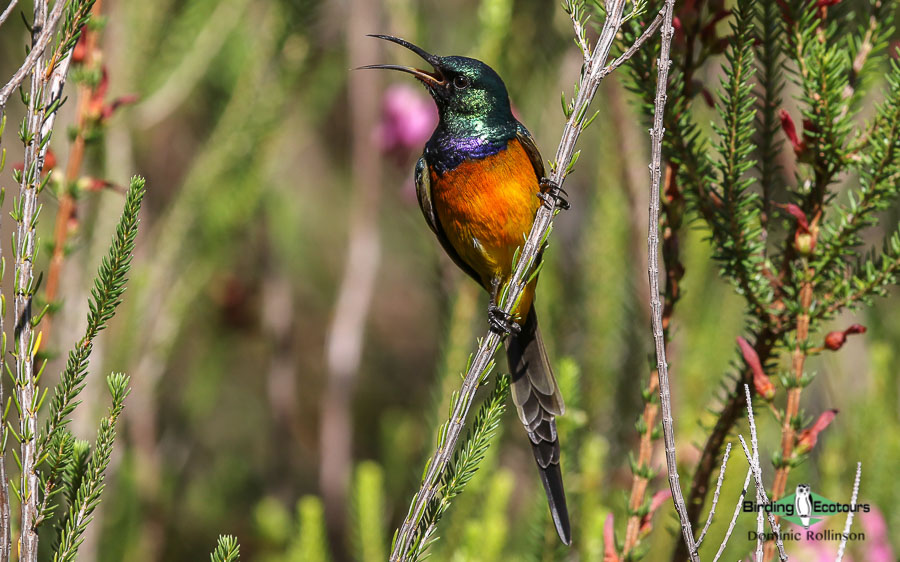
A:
795;484;813;528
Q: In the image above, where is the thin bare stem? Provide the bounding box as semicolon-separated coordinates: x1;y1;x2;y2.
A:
0;0;18;29
695;442;731;549
601;8;665;80
834;462;861;562
739;436;788;561
741;384;788;562
389;2;630;559
644;0;699;559
712;465;753;562
17;4;50;560
0;0;65;115
12;3;82;559
756;481;765;561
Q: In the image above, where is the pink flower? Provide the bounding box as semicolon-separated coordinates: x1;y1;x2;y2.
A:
639;490;671;535
738;337;775;401
780;109;805;155
860;508;895;562
87;68;139;123
375;84;437;159
795;409;838;455
603;513;620;562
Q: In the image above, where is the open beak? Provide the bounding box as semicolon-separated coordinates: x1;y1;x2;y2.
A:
357;34;445;87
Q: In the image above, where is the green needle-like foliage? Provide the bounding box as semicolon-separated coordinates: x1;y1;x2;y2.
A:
36;175;145;522
754;0;786;217
52;373;131;562
818;55;900;284
707;1;770;315
409;374;510;561
209;535;241;562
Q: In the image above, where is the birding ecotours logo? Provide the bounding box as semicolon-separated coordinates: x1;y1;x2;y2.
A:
745;483;871;542
764;483;866;528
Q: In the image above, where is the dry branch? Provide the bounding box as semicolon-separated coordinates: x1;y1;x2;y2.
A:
643;0;700;559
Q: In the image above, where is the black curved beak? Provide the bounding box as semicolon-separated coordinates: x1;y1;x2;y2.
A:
357;34;445;87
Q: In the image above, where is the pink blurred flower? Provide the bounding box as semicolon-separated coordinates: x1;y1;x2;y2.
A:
375;84;437;159
860;507;895;562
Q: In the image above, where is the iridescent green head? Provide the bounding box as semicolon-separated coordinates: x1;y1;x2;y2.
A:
360;35;515;137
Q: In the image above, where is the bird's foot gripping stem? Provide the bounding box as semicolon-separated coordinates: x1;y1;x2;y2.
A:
537;177;570;211
488;304;521;335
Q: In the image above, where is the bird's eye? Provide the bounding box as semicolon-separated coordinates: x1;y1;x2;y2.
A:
453;75;470;89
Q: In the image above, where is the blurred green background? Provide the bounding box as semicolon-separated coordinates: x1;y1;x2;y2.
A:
1;0;899;560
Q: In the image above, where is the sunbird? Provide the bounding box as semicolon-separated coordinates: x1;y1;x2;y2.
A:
362;35;572;545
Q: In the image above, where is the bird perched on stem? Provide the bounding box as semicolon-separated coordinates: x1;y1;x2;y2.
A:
361;35;572;545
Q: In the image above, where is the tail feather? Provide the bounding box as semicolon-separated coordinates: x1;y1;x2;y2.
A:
506;308;571;546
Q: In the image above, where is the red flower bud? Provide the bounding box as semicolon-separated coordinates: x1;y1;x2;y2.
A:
780;109;805;154
672;17;685;45
781;203;809;232
795;409;838;455
738;337;776;401
824;324;866;351
604;513;620;562
778;203;817;255
72;27;90;64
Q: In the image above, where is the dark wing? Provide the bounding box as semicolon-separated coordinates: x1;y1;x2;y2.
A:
415;156;485;287
516;122;546;180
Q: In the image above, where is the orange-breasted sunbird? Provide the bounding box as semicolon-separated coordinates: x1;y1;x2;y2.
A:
363;35;572;545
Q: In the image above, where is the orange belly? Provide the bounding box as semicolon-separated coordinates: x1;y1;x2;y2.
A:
431;138;541;318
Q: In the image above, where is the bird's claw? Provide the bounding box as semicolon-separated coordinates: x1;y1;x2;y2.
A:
538;177;570;211
488;305;521;335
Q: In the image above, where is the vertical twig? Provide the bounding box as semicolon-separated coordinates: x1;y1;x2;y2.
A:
389;1;633;558
14;0;50;562
738;436;787;561
740;384;788;561
644;0;700;559
766;273;812;561
17;3;50;559
11;4;85;560
834;462;861;562
695;442;731;549
711;466;753;562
